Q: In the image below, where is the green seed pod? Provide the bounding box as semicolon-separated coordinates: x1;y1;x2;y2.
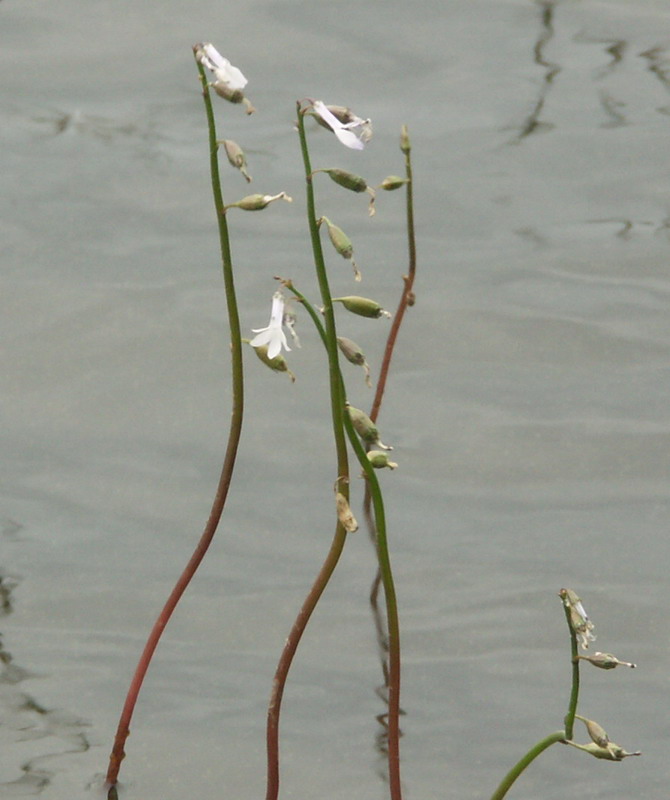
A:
325;219;353;259
227;192;292;211
323;169;368;193
347;404;392;450
347;405;379;444
222;139;252;183
320;217;361;280
332;296;391;319
379;175;409;191
367;450;398;470
337;336;366;366
337;337;372;387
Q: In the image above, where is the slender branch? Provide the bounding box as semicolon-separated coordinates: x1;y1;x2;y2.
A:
364;127;417;799
105;57;245;794
488;731;566;800
369;126;416;424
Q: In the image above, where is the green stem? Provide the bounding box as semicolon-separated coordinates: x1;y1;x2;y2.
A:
265;103;351;800
105;57;245;793
562;603;580;740
488;731;566;800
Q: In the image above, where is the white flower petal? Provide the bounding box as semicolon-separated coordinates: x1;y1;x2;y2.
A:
312;100;341;132
250;292;291;359
333;128;365;150
311;100;367;150
198;42;248;90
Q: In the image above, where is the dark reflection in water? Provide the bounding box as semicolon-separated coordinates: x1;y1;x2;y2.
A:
0;569;91;796
515;0;561;141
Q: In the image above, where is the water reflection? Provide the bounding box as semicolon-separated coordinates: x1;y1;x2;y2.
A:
515;0;560;141
0;568;91;795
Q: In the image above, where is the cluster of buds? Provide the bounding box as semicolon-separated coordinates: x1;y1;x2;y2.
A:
566;716;640;761
559;590;640;764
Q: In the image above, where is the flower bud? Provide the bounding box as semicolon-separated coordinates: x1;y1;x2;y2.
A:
379;175;409;191
575;715;609;748
222;139;252;183
367;450;398;470
321;169;368;193
400;125;411;154
559;588;596;650
567;740;641;761
251;343;295;382
316;170;376;216
346;405;392;450
319;216;360;281
337;336;372;387
577;651;636;670
226;192;292;211
332;296;391;319
336;492;358;532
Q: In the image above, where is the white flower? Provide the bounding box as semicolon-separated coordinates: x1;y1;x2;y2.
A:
311;100;371;150
195;42;247;91
250;292;291;359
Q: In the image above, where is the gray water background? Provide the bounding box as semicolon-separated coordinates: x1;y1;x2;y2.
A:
2;0;669;798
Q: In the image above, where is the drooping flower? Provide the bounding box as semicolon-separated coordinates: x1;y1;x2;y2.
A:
195;42;247;91
194;42;255;112
311;100;372;150
250;292;291;360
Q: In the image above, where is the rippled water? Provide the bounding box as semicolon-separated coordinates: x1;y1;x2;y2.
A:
2;1;669;798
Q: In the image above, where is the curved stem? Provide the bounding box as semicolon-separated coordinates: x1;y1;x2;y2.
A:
265;103;350;800
488;731;566;800
105;58;244;793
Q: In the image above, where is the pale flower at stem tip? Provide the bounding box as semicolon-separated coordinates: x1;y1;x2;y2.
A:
250;292;291;360
195;42;247;90
559;588;596;650
194;42;255;112
310;100;372;150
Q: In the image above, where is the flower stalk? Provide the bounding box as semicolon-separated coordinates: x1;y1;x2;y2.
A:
104;49;246;795
265;102;353;800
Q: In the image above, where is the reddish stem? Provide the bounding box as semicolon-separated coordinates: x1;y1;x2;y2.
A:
105;432;242;793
